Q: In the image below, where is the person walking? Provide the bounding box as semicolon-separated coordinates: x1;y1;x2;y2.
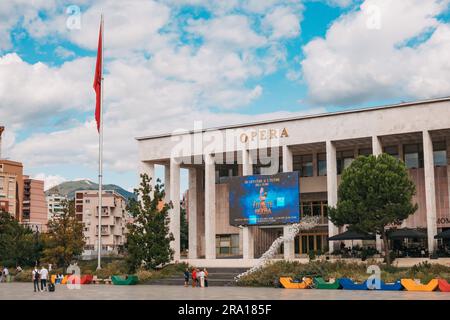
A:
198;269;205;288
191;268;197;288
40;266;49;292
183;268;190;287
3;267;9;283
32;267;40;292
203;268;209;287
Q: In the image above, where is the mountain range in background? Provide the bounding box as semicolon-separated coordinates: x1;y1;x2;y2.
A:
45;179;136;201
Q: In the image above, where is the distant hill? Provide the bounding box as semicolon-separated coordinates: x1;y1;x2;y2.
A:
45;179;136;201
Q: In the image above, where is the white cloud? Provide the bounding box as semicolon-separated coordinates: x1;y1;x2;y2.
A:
54;46;76;59
2;0;312;179
0;53;94;127
301;0;450;105
32;173;67;191
263;6;302;39
187;15;267;49
324;0;355;8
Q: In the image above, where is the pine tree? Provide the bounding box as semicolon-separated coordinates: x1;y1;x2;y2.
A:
125;173;174;272
42;200;85;268
328;154;418;265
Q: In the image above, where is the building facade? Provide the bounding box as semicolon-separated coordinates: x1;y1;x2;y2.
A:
137;97;450;263
22;176;48;231
46;194;67;220
0;159;24;221
75;190;128;255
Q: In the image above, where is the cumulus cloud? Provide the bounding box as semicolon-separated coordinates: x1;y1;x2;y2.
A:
263;6;302;39
0;53;94;128
301;0;450;105
32;173;67;191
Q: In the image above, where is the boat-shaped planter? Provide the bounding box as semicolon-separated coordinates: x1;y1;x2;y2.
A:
379;280;403;291
313;277;341;290
111;275;139;285
400;279;438;292
339;278;368;290
279;277;313;289
437;279;450;292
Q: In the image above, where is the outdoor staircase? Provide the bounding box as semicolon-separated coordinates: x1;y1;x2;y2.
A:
145;267;249;287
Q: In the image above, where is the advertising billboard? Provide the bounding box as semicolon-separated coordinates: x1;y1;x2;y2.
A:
228;172;300;226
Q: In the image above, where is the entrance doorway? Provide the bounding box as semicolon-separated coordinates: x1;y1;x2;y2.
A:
295;232;328;255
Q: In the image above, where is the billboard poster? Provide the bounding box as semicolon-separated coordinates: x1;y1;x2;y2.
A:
228;172;300;226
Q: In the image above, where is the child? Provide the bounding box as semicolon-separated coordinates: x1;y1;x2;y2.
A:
191;268;197;288
183;268;190;287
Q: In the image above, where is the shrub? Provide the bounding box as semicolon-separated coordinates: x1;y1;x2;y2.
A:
136;269;153;283
236;260;450;287
14;269;32;282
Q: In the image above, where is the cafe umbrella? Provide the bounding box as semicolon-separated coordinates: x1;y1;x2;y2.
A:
434;229;450;239
328;229;376;249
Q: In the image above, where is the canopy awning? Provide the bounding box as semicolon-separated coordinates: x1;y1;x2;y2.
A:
388;228;427;240
328;230;375;241
434;229;450;239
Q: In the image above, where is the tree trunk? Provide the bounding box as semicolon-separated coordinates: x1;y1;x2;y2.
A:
381;231;391;266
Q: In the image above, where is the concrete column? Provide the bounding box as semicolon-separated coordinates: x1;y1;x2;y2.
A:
423;130;438;253
204;153;216;260
242;149;255;260
188;168;198;259
169;158;180;261
326;140;339;252
371;136;383;253
139;161;155;199
282;145;295;260
139;161;155;184
164;164;170;202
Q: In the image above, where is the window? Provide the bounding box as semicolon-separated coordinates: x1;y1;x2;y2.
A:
293;154;313;177
317;153;327;176
433;141;447;167
216;164;238;180
85;199;90;204
337;150;354;174
404;144;423;168
216;234;239;256
384;146;399;159
300;201;328;224
358;148;372;157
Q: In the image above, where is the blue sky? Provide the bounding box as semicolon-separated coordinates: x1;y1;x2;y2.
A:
1;0;450;194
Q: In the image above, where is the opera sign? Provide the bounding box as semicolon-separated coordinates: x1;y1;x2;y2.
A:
239;128;289;143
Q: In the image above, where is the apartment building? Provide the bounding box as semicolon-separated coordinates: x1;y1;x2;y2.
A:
22;176;48;231
75;190;129;255
46;194;67;220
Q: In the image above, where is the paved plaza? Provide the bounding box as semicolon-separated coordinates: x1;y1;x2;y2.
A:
0;283;449;300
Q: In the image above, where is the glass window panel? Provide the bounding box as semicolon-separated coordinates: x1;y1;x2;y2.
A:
405;152;419;168
302;203;312;216
434;150;447;166
316;236;322;252
358;148;372;156
231;234;239;247
308;236;315;252
301;236;308;254
312;202;321;216
318;161;327;176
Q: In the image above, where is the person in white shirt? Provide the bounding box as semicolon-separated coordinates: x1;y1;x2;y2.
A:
32;267;40;292
3;267;8;281
198;270;205;287
40;266;49;292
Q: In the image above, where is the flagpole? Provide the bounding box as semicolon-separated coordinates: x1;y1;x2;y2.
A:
97;14;104;270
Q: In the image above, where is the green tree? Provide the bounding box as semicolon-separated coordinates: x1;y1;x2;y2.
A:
42;200;85;268
180;206;188;253
125;174;174;272
328;154;418;265
0;211;42;267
